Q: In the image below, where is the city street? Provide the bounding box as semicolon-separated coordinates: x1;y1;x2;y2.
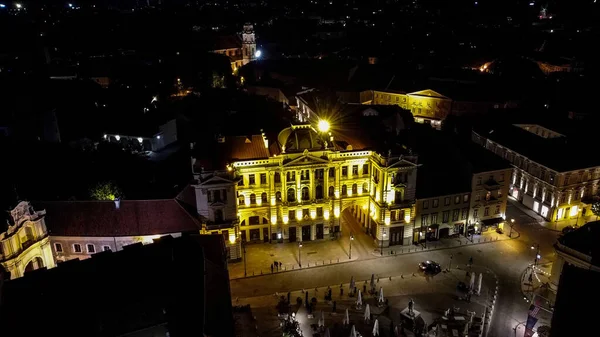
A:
230;201;560;337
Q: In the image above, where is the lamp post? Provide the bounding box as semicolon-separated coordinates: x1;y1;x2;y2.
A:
510;218;515;238
531;243;541;266
298;241;303;267
380;229;387;256
349;234;354;259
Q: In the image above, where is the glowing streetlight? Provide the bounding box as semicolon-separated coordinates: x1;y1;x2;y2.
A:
349;234;354;259
298;242;303;267
317;120;330;133
254;50;262;58
15;3;22;8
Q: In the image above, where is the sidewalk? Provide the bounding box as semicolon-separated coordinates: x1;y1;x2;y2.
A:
508;198;591;232
370;230;510;258
229;229;514;280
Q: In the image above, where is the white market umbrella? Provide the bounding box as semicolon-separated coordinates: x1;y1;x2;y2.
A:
343;308;350;325
324;328;331;337
378;287;384;304
372;319;380;336
364;304;371;322
469;272;475;289
357;290;363;306
318;310;325;327
350;325;357;337
476;273;483;295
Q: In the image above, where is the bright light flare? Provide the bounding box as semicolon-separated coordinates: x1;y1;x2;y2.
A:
317;120;330;132
254;50;262;58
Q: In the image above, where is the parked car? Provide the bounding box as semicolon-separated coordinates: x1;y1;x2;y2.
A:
562;225;579;235
419;260;442;274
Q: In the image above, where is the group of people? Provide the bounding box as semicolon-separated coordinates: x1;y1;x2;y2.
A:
271;260;283;273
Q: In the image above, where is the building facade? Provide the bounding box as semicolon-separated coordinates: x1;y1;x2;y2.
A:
192;123;419;249
472;126;599;223
0;200;202;280
414;167;511;241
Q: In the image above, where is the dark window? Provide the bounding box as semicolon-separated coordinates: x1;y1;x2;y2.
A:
342;166;348;176
329;168;335;177
432;199;439;208
442;211;449;223
342;185;347;196
302;187;309;200
329;186;335;197
317;207;323;217
287;188;296;202
452;209;459;221
103;245;111;252
352;184;358;195
249;174;256;185
289;210;295;220
276;191;282;201
352;165;358;175
261;193;268;204
55;243;63;252
316;185;323;199
215;209;224;223
249;216;260;225
73;244;82;253
302;209;309;218
274;172;281;183
363;164;369;175
260;173;267;184
250;194;257;204
87;244;95;253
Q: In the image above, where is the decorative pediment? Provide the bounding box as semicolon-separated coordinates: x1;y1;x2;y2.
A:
197;175;234;186
408;89;449;100
386;158;419;169
283;154;330;167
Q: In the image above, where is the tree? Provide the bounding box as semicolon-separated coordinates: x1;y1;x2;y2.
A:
592;201;600;221
89;181;123;201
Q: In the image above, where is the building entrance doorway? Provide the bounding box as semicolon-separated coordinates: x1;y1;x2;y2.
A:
289;227;297;242
316;224;324;239
302;225;311;241
389;226;404;246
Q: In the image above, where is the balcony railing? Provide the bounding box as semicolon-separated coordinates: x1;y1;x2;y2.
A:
483;179;501;190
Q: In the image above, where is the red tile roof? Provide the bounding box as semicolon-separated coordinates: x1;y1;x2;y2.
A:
35;200;201;237
222;135;271;161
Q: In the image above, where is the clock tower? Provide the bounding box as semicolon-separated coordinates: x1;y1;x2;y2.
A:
242;23;256;65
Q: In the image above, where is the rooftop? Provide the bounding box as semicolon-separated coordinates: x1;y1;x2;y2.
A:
474;123;600;172
0;235;234;337
33;199;201;237
558;221;600;267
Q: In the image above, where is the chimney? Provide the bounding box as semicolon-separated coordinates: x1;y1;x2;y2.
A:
114;198;121;210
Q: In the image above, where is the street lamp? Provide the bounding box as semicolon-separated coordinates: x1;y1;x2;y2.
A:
510;218;515;238
298;241;303;267
531;244;541;266
380;229;387;256
349;234;354;259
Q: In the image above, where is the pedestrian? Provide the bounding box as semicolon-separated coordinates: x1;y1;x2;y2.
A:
363;284;367;293
275;261;279;271
279;261;282;269
271;264;274;273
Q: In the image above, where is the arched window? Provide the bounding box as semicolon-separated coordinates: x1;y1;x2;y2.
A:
276;191;282;202
329;186;335;197
342;185;348;196
261;192;268;204
363;183;368;194
214;209;223;223
250;194;257;204
352;184;358;195
238;194;245;205
315;185;323;199
302;187;310;200
287;188;296;202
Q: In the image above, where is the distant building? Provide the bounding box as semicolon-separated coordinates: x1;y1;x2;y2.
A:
0;200;201;279
549;222;600;337
211;24;257;71
0;234;234;337
191;117;419;248
472;124;600;224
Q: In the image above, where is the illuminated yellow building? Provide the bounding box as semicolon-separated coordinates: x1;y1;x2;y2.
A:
473;124;600;224
192;122;419;248
361;89;451;129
